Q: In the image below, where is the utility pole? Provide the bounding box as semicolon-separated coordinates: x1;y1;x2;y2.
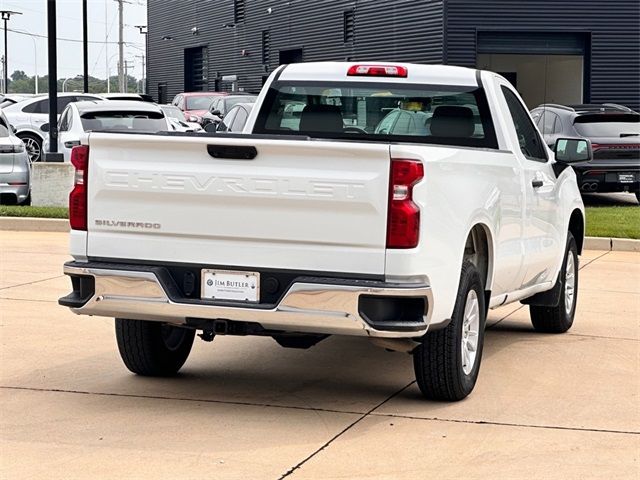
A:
124;59;134;93
0;10;22;94
82;0;88;93
135;25;147;95
104;0;109;92
118;0;124;92
135;55;145;94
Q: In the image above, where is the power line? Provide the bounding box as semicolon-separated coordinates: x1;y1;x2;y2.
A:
6;27;142;46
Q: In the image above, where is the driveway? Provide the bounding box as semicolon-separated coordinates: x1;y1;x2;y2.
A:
1;231;638;479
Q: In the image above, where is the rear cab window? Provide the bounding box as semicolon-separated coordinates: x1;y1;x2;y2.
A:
254;81;498;149
80;111;167;133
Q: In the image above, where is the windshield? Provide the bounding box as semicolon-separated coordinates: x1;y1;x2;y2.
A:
186;95;218;110
161;106;186;121
81;111;167;132
254;81;497;148
573;114;640;137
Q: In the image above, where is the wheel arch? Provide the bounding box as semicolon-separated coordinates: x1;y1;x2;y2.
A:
568;209;585;255
16;128;45;142
463;222;495;292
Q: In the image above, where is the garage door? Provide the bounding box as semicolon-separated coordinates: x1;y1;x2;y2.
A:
477;32;587;55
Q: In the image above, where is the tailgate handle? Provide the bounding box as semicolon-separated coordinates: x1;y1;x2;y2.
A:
207;145;257;160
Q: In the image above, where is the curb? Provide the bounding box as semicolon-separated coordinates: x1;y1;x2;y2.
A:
1;217;639;252
0;217;69;232
584;236;640;252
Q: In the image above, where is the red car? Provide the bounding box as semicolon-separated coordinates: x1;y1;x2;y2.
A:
171;92;228;123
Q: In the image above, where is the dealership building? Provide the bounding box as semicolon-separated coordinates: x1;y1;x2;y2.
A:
147;0;640;110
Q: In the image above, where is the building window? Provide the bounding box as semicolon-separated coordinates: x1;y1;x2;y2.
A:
262;30;271;65
343;9;354;43
234;0;245;23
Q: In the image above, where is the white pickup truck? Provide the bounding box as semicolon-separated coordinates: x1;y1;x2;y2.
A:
59;62;588;401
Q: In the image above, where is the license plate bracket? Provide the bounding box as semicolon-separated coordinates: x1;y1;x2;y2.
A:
201;269;260;303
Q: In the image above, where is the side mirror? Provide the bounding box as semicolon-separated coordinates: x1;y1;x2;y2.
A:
187;115;200;123
554;138;592;163
210;109;221;117
204;123;218;133
40;123;50;133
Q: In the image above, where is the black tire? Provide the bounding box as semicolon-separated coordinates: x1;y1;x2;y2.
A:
413;261;486;401
18;133;43;163
529;233;578;333
115;319;195;376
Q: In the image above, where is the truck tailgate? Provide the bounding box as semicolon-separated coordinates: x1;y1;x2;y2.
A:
86;133;390;275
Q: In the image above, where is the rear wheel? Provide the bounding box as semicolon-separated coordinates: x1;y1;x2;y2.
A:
413;261;486;401
18;133;42;162
115;319;195;376
529;233;578;333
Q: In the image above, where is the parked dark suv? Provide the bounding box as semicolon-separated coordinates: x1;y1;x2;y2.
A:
531;103;639;201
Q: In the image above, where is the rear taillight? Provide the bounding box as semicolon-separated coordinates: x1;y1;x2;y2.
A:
387;159;423;249
69;145;89;231
347;64;408;78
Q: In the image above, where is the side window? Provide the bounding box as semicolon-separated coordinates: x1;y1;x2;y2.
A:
531;111;542;126
218;108;238;132
59;109;70;131
230;107;248;132
501;87;547;162
58;96;76;112
23;99;48;114
375;111;399;134
552;114;562;134
539;111;559;135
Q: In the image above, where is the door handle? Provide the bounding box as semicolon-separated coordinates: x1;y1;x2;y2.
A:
532;180;544;188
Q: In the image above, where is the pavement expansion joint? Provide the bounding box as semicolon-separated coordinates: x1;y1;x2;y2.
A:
278;381;415;479
566;332;639;342
578;251;611;270
0;275;65;291
0;385;364;416
0;297;58;303
367;412;640;436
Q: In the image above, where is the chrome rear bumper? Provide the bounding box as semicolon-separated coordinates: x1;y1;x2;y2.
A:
61;263;433;338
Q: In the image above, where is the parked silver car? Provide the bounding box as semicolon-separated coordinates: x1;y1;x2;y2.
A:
0;109;30;205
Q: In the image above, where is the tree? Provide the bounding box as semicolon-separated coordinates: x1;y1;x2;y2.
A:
11;70;28;82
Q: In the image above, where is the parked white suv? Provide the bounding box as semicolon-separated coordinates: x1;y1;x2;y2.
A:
2;92;103;162
59;62;586;401
43;100;173;162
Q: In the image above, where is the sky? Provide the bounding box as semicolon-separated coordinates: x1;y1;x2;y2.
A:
0;0;147;83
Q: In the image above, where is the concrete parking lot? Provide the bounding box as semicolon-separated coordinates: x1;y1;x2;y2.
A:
1;231;638;479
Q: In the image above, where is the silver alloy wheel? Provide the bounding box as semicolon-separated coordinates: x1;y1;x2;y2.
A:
461;289;480;375
23;137;41;162
564;251;576;315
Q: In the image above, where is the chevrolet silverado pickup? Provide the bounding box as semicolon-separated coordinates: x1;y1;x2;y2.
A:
59;62;587;401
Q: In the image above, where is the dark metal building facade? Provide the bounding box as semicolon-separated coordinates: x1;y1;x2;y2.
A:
147;0;640;110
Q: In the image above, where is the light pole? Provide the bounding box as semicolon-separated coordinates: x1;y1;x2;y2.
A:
0;10;22;94
134;25;147;94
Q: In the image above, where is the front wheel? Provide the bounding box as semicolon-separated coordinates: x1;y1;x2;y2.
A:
115;319;195;376
413;261;486;401
529;233;578;333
